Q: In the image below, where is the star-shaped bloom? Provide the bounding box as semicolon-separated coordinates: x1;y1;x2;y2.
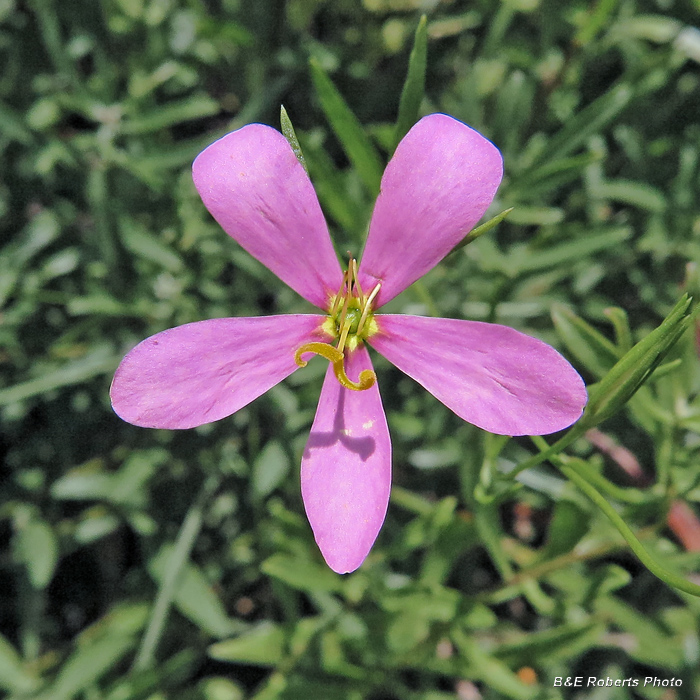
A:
111;114;587;573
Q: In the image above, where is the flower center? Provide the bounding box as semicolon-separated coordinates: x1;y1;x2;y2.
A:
294;258;380;391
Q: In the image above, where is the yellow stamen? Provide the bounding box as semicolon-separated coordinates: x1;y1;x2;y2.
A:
330;267;349;317
294;342;376;391
356;283;381;336
351;259;365;305
338;284;351;329
337;318;352;354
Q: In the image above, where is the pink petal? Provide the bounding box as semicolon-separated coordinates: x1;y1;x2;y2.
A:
358;114;503;308
301;346;391;573
192;125;342;309
111;315;327;429
370;315;587;436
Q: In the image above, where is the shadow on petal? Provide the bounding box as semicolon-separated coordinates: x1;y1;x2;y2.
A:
304;386;376;461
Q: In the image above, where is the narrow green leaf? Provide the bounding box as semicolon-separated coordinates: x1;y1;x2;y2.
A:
149;544;241;639
199;677;246;700
517;226;632;274
595;597;684;667
598;178;667;212
261;553;342;592
320;631;365;680
614;14;682;43
125;134;220;188
496;621;602;665
52;472;113;501
0;100;35;145
381;587;460;620
134;476;222;671
301;134;365;233
14;210;62;267
120;94;220;135
0;633;40;695
119;217;184;272
539;500;590;560
0;349;120;406
518;152;602;191
251;440;290;500
67;294;136;317
474;503;513;580
209;623;285;666
452;629;537;700
551;304;621;378
107;650;198;700
15;518;58;589
310;58;383;195
575;0;619;44
41;635;136;700
534;84;632;165
649;358;682;379
386;611;431;653
393;15;428;151
280;105;308;173
583;564;632;606
420;517;478;586
74;512;120;544
603;306;633;352
108;449;167;505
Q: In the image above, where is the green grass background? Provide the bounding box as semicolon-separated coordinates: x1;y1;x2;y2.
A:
2;0;700;698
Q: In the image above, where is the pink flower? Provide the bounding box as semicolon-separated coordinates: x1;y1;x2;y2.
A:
111;114;587;573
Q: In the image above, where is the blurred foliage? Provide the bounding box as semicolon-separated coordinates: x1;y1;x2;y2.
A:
2;0;700;699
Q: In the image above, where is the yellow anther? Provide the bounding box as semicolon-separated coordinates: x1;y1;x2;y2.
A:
351;259;365;305
294;342;376;391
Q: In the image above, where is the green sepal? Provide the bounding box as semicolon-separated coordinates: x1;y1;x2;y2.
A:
393;15;428;153
579;294;693;429
449;208;513;257
280;105;308;174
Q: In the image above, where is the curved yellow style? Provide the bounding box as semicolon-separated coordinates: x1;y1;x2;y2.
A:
295;342;376;391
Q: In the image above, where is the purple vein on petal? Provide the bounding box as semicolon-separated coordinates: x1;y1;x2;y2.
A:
192;124;343;309
301;346;391;574
369;315;587;436
358;114;503;308
111;315;327;429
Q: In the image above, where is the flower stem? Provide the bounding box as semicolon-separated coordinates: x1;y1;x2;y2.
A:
504;424;586;478
529;436;700;597
530;436;653;505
